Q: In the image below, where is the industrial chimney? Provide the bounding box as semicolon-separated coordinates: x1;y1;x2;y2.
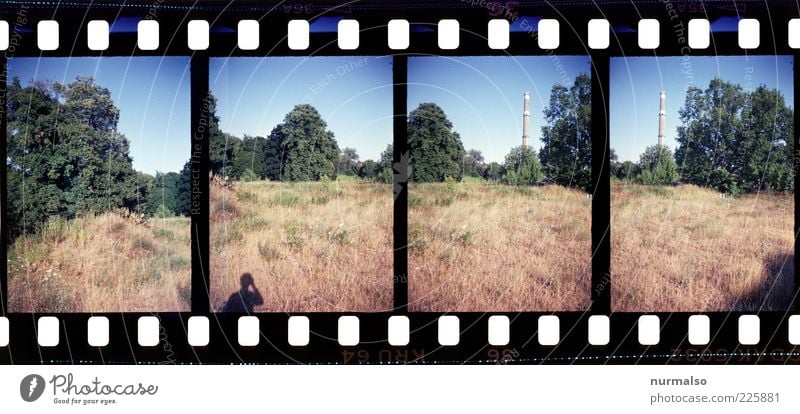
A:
658;90;666;147
522;91;531;148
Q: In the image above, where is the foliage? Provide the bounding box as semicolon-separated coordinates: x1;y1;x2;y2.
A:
240;168;260;182
539;74;592;190
263;104;340;182
377;144;394;183
408;103;466;182
675;78;794;194
338;147;360;176
230;135;268;179
482;162;503;182
503;145;543;185
144;161;192;216
637;145;679;185
6;76;191;239
463;149;485;177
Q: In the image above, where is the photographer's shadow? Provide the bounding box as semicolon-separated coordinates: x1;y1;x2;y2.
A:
220;273;264;313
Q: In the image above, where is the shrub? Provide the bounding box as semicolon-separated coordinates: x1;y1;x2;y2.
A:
240;168;259;182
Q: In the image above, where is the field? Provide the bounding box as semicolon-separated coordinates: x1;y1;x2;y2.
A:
408;180;592;312
612;184;794;312
210;178;393;312
8;213;192;312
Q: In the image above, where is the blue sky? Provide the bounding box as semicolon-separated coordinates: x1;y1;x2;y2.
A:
408;56;591;164
8;57;191;175
210;56;393;161
611;55;794;162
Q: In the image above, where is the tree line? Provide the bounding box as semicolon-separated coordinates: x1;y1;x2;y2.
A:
209;74;592;191
610;78;794;194
208;97;393;183
407;74;593;190
6;76;191;239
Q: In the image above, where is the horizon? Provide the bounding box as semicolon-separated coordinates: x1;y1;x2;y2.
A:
610;55;794;162
408;55;592;164
210;56;393;162
7;57;191;176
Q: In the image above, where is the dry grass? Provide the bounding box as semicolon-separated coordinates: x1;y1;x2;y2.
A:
408;181;592;312
8;213;191;312
612;184;794;312
210;178;393;312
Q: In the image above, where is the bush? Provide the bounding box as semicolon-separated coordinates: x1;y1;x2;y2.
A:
240;168;259;182
154;204;174;218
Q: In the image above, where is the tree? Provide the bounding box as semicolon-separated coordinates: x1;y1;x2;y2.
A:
207;93;233;177
407;103;465;182
378;144;394;183
357;159;379;180
637;145;679;185
144;160;192;217
675;78;793;193
482;162;503;182
463;149;485;177
503;145;543;185
230;135;267;180
263;104;340;182
338;147;360;176
617;161;638;181
6;76;143;237
539;74;592;190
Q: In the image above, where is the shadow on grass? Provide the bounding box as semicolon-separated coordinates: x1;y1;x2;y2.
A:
727;253;794;312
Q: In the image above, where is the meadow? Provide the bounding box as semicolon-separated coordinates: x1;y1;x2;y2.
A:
612;184;794;312
210;177;393;312
408;179;592;312
8;214;192;312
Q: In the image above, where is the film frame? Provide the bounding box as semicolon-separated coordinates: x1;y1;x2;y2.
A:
0;0;798;365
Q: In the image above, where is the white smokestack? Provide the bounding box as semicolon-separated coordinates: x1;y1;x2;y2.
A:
658;90;666;147
522;91;530;148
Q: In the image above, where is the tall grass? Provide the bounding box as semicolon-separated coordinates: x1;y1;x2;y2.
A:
408;182;592;312
210;179;393;312
612;184;794;312
8;213;191;312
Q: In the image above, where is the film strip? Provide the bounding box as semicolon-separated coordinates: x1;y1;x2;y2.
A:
0;0;799;365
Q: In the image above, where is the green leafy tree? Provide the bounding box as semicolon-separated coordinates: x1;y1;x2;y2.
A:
230;135;267;180
207;93;232;177
378;144;394;183
539;74;592;190
357;159;379;180
503;145;543;185
675;78;793;193
407;103;465;182
637;145;679;185
263;104;340;182
617;161;639;181
6;77;142;237
463;149;485;177
338;147;360;176
482;162;503;182
144;161;192;217
240;168;259;182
